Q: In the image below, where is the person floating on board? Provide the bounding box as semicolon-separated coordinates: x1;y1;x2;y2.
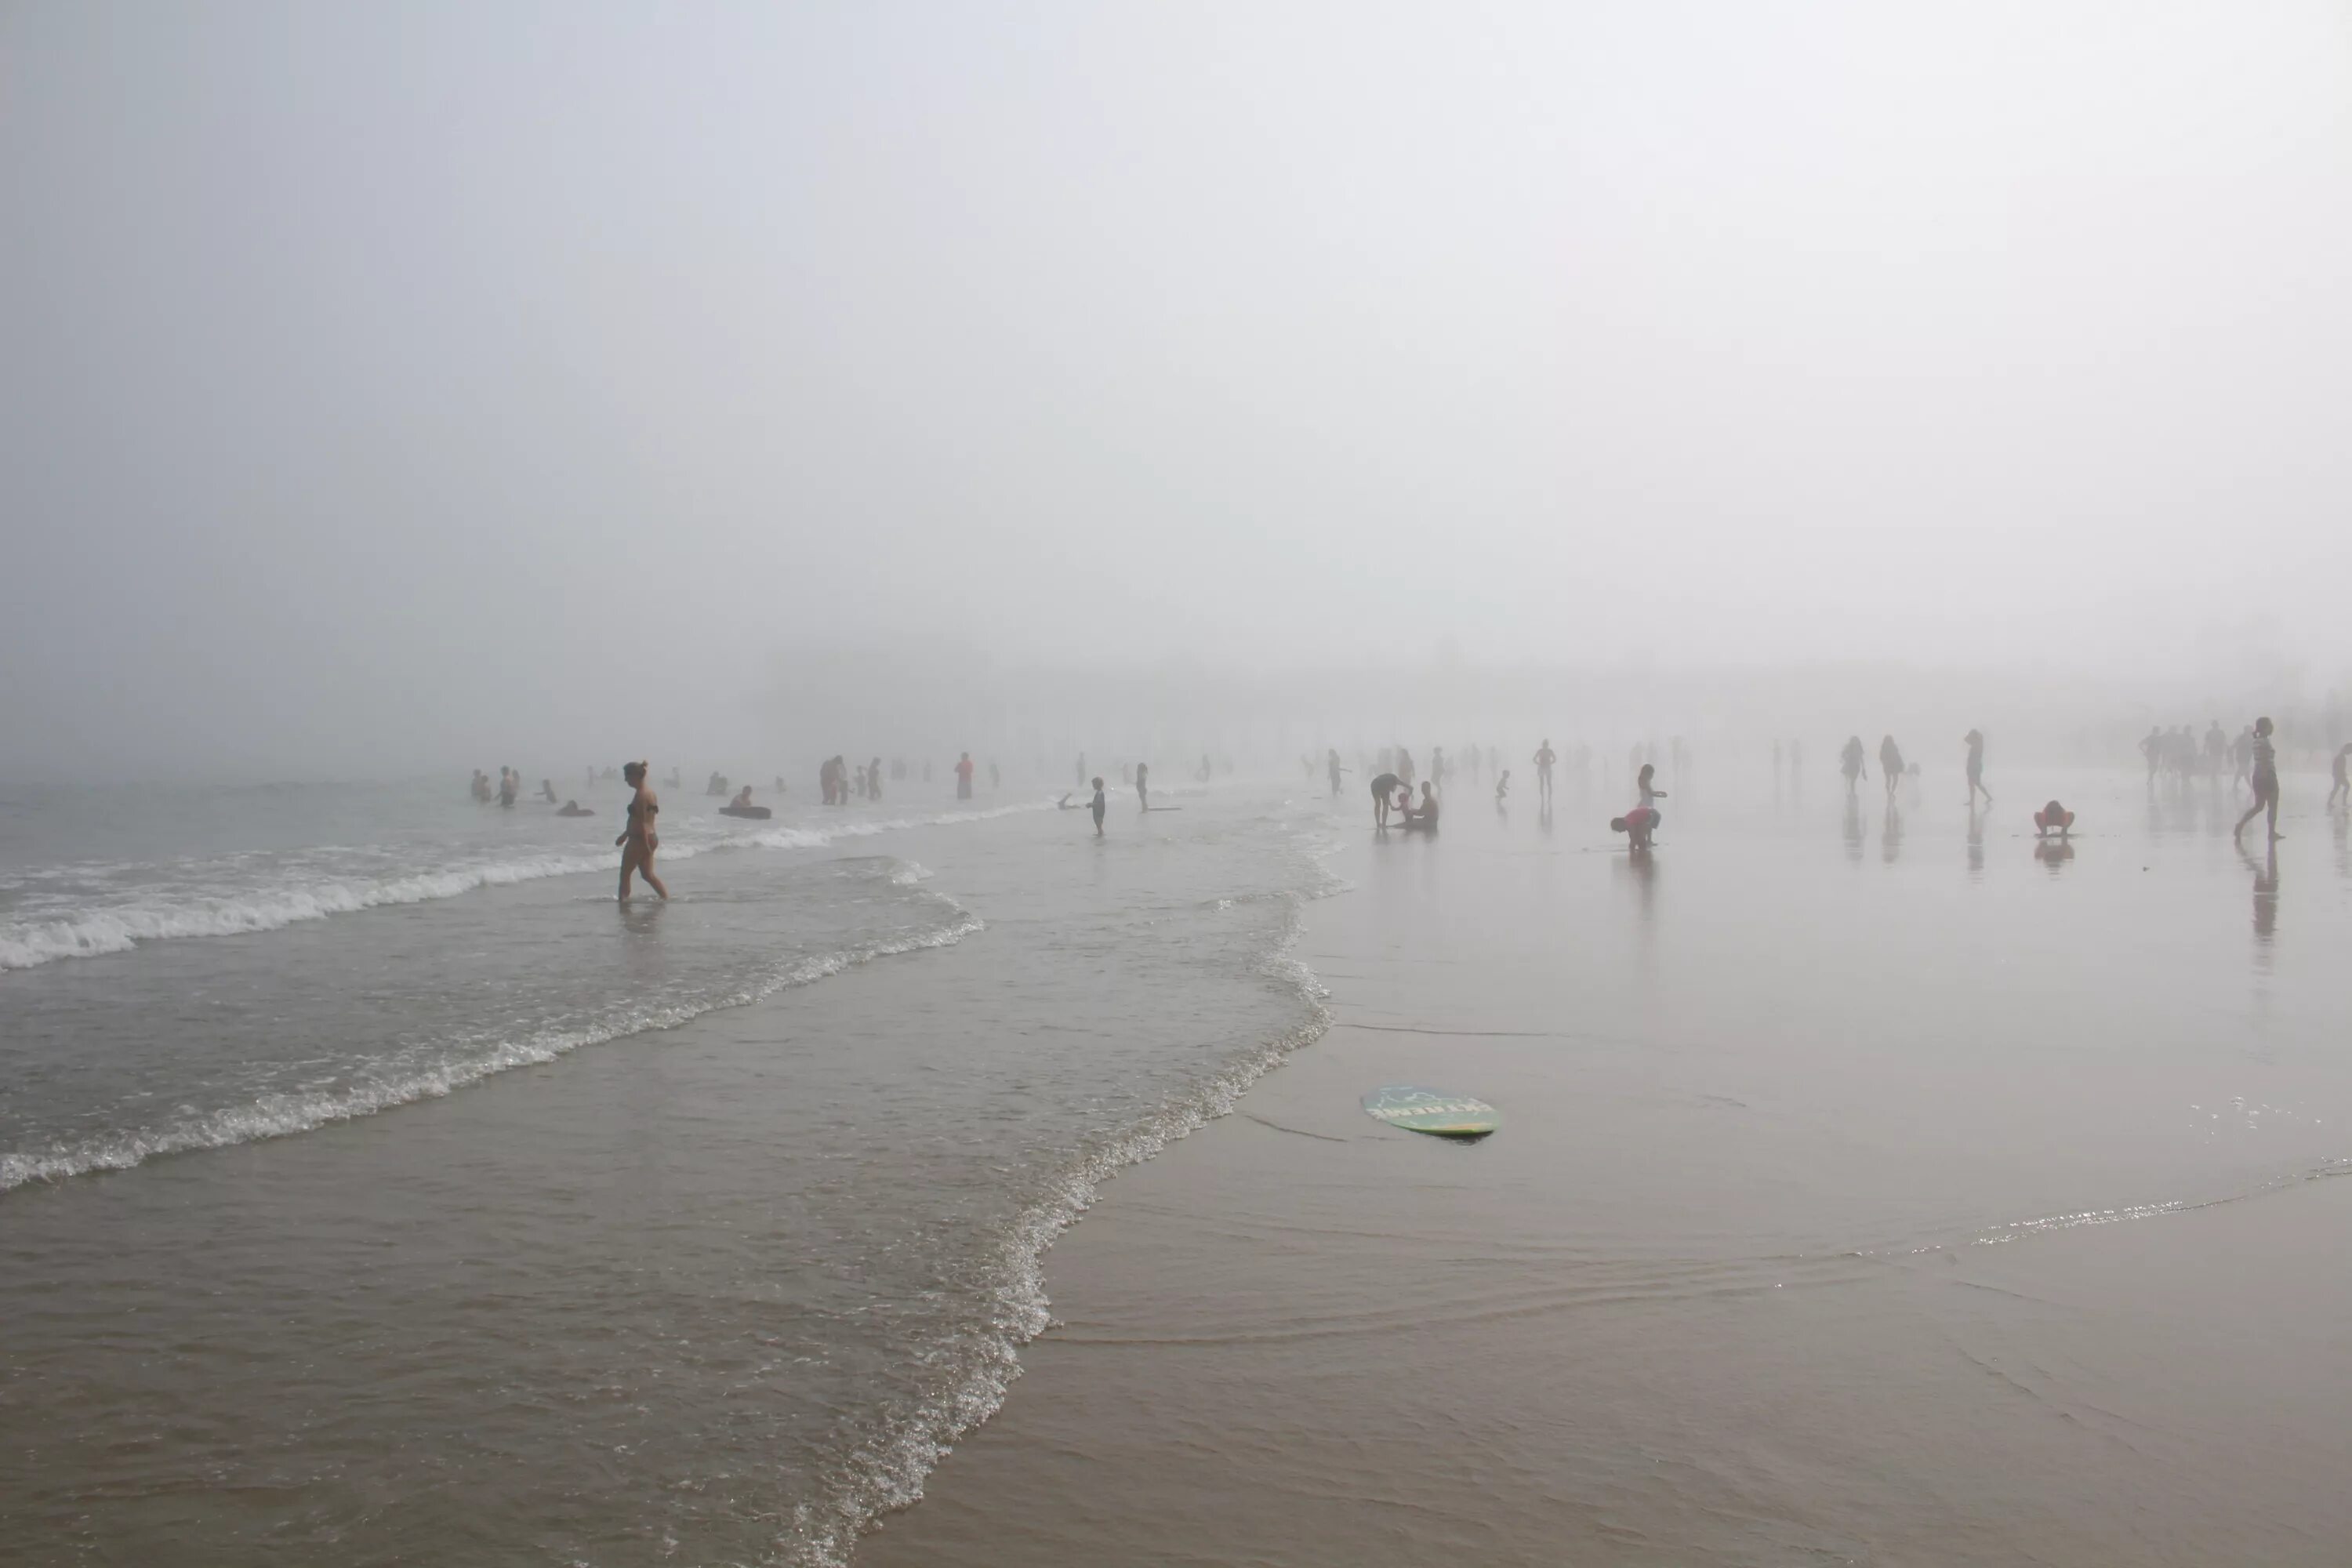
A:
1964;729;1991;807
2034;800;2075;837
1369;770;1403;827
2233;717;2282;841
616;760;669;901
1089;775;1107;835
1612;806;1661;850
730;785;756;811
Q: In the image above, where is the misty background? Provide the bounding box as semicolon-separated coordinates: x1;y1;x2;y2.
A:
5;2;2349;781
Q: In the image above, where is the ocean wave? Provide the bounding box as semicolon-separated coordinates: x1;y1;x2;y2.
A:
0;910;984;1192
0;800;1049;972
782;887;1333;1567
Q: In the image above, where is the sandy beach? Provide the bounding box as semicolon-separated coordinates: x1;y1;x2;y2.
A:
868;780;2352;1566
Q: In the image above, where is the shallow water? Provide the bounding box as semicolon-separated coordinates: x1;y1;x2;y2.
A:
0;778;1333;1565
861;763;2352;1568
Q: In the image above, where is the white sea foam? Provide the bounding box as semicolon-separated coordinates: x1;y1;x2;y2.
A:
0;800;1050;972
0;911;984;1191
781;887;1333;1567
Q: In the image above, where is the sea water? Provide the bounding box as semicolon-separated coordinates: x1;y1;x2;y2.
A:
0;775;1335;1565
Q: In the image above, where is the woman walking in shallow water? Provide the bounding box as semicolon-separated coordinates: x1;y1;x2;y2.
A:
617;760;670;901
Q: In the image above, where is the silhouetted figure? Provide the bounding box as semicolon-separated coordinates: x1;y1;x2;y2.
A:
1369;771;1403;828
1964;729;1991;806
1430;746;1447;789
1198;753;1213;783
1636;762;1665;810
1495;768;1510;808
1327;748;1347;798
2140;725;2164;785
989;760;1000;790
2328;743;2350;810
955;752;975;800
1840;736;1867;796
2232;725;2256;789
498;768;519;808
1534;738;1556;805
1135;761;1150;810
1088;775;1107;835
2234;717;2281;841
2205;721;2228;779
1611;806;1660;851
1396;747;1415;786
2034;800;2074;838
557;800;593;817
539;779;558;804
869;758;884;802
617;760;669;901
1401;781;1440;829
1878;735;1904;799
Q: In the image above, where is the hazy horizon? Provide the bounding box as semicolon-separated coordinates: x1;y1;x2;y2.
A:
7;1;2349;779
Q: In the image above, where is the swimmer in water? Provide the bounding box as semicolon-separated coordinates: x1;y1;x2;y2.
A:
1089;775;1107;835
557;800;593;817
1369;770;1403;827
616;760;670;901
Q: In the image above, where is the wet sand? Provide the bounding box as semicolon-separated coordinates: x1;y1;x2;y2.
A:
867;780;2352;1566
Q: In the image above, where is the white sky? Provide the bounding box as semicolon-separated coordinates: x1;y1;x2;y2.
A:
5;2;2349;771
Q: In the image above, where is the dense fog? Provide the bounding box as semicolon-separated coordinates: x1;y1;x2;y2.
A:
5;2;2348;780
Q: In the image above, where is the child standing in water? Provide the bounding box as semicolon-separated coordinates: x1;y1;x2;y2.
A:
1089;775;1107;836
2234;717;2282;840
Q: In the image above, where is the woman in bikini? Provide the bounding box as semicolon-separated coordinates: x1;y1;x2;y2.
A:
618;760;670;900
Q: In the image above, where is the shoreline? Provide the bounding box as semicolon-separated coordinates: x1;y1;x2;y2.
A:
862;800;2352;1566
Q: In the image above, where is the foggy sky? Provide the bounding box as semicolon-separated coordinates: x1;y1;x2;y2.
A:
5;2;2350;777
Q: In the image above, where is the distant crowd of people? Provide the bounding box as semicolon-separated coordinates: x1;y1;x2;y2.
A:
469;717;2347;902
